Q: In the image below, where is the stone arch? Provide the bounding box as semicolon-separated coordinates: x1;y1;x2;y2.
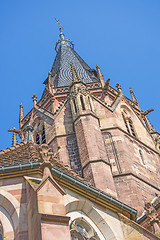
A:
0;206;14;240
0;189;20;239
65;200;119;240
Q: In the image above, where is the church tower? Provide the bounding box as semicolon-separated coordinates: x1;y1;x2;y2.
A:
2;21;160;239
16;24;160;216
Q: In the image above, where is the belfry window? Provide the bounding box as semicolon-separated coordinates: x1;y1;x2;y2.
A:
36;134;40;144
42;126;46;144
80;95;85;110
70;218;100;240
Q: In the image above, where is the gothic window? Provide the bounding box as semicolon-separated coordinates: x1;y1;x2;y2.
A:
122;110;136;137
80;95;85;110
128;118;136;137
73;99;77;113
0;222;3;240
70;218;100;240
122;113;130;134
42;126;46;144
36;134;40;144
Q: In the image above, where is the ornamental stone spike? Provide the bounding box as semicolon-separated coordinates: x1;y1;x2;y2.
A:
8;127;18;147
70;62;80;82
96;64;105;87
32;94;37;108
12;127;17;147
129;88;139;107
19;103;24;126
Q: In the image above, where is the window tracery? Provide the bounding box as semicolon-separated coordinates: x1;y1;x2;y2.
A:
42;126;46;144
70;218;100;240
34;123;46;144
36;134;40;144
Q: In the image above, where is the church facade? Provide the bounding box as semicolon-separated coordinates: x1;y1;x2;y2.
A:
0;25;160;239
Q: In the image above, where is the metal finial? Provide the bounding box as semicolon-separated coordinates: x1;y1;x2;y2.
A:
54;17;64;34
54;18;74;52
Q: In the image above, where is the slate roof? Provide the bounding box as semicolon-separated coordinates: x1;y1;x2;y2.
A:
50;41;98;87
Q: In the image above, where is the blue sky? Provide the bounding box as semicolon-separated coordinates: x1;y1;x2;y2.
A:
0;0;160;150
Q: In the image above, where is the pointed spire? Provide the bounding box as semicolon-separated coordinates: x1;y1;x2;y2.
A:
12;127;17;146
70;62;80;82
129;88;139;107
19;103;24;124
96;65;105;87
32;94;37;108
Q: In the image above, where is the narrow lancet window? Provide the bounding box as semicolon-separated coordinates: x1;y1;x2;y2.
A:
42;126;46;144
122;113;130;134
36;134;40;144
129;119;136;137
73;99;77;113
80;95;85;110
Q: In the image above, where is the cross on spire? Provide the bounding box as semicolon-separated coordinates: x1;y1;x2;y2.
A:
116;83;122;93
8;127;17;147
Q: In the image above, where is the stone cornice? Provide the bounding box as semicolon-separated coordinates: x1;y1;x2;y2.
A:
113;172;160;191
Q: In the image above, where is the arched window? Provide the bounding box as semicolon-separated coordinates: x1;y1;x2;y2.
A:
0;222;3;240
128;118;136;137
70;218;100;240
36;134;40;144
122;113;130;134
42;126;46;144
73;99;77;113
122;110;136;137
80;95;85;110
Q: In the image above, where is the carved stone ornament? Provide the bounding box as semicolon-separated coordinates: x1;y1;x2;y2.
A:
39;144;53;164
144;202;159;224
70;83;89;99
